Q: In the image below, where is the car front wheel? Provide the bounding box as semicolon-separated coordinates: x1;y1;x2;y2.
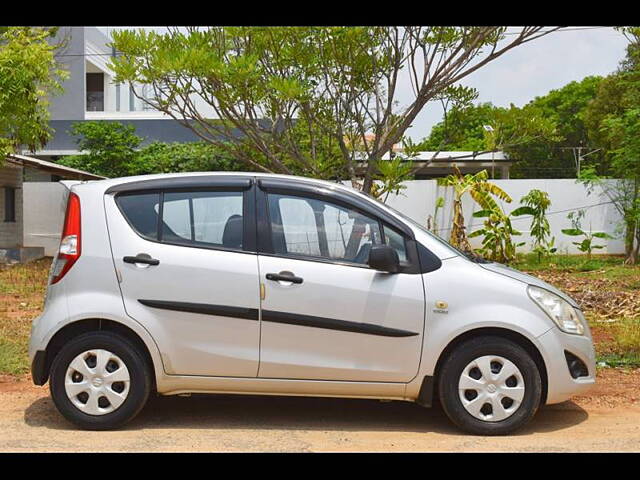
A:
438;335;543;435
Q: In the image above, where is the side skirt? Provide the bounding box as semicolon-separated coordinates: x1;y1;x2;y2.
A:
155;373;411;402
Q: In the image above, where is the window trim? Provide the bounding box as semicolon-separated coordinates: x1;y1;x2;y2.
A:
112;185;256;255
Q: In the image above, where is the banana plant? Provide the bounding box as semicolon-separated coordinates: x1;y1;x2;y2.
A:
469;208;525;263
438;166;512;252
561;210;614;258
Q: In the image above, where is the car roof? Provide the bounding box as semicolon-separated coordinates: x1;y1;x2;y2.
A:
76;171;375;204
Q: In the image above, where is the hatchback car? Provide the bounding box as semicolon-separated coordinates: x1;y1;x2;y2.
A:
28;172;595;435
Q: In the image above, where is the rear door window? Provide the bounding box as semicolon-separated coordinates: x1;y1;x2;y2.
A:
115;192;160;240
115;190;244;250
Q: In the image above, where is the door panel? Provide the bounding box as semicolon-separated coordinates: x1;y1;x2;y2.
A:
256;189;425;383
257;256;425;382
104;190;260;377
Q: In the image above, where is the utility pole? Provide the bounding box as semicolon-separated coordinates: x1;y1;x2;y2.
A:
560;147;601;177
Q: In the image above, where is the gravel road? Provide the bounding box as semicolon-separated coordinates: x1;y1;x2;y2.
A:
1;370;639;452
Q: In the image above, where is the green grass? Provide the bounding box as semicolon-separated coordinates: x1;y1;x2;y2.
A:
596;353;640;368
0;338;29;375
0;258;50;376
512;253;626;272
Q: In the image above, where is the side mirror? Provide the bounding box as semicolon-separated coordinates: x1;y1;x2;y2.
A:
368;245;400;273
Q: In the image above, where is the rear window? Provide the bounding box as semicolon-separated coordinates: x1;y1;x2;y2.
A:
115;190;244;250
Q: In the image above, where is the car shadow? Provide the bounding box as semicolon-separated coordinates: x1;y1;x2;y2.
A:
23;393;589;436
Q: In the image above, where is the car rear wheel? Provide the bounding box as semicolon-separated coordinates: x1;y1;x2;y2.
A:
438;336;542;436
49;331;151;430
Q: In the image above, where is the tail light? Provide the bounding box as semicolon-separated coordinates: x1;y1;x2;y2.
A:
51;192;81;284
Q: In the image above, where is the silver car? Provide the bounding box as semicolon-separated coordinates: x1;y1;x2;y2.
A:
28;172;595;435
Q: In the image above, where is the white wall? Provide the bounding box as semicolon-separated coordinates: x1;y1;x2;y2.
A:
20;178;627;257
384;179;625;255
23;183;68;256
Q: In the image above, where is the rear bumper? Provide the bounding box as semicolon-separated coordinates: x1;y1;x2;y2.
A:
31;350;48;386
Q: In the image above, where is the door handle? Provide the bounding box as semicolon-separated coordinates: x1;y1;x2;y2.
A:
266;272;303;284
123;254;160;266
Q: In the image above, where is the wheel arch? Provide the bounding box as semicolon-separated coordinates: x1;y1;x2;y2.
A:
40;318;157;391
432;327;548;405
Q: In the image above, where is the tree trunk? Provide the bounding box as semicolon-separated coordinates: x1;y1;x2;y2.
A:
449;198;472;252
624;218;638;265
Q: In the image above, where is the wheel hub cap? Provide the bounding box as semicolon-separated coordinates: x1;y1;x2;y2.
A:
64;349;131;416
458;355;525;422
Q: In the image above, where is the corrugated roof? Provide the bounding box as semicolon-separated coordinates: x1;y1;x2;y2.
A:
5;154;105;180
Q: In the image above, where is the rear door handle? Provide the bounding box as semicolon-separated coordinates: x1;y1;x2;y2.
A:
123;254;160;266
266;272;303;284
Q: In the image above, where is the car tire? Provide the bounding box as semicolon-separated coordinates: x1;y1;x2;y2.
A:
437;335;542;436
49;331;152;430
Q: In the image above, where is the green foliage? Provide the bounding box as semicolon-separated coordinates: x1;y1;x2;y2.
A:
109;26;556;193
581;29;640;264
513;189;556;262
438;167;512;251
59;122;142;177
417;76;601;179
57;121;246;177
0;27;68;159
371;156;414;203
469;207;525;264
562;210;613;258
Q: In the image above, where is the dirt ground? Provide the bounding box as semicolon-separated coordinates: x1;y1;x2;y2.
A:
1;368;639;452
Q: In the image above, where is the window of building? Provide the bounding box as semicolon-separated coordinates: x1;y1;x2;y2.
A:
129;85;136;112
4;187;16;222
86;72;104;111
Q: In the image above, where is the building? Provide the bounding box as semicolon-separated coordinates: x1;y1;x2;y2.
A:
389;150;514;179
33;27;209;161
1;154;103;263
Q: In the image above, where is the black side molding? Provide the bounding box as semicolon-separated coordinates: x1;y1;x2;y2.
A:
138;300;259;321
138;300;419;338
261;310;419;337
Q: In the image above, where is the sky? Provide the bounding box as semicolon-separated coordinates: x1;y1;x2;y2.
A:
100;26;629;141
400;27;629;140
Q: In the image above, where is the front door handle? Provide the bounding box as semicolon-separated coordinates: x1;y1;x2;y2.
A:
266;272;303;284
123;254;160;266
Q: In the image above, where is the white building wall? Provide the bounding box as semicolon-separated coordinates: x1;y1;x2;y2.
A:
19;178;626;258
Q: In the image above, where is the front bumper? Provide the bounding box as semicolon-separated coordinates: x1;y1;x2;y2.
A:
537;327;596;404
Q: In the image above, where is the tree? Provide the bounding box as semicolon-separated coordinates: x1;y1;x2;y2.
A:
58;121;247;177
581;27;640;264
109;26;558;194
512;189;556;261
416;77;603;179
58;122;144;177
0;27;67;160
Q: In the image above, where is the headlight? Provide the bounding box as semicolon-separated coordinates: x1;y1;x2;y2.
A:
527;285;585;335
